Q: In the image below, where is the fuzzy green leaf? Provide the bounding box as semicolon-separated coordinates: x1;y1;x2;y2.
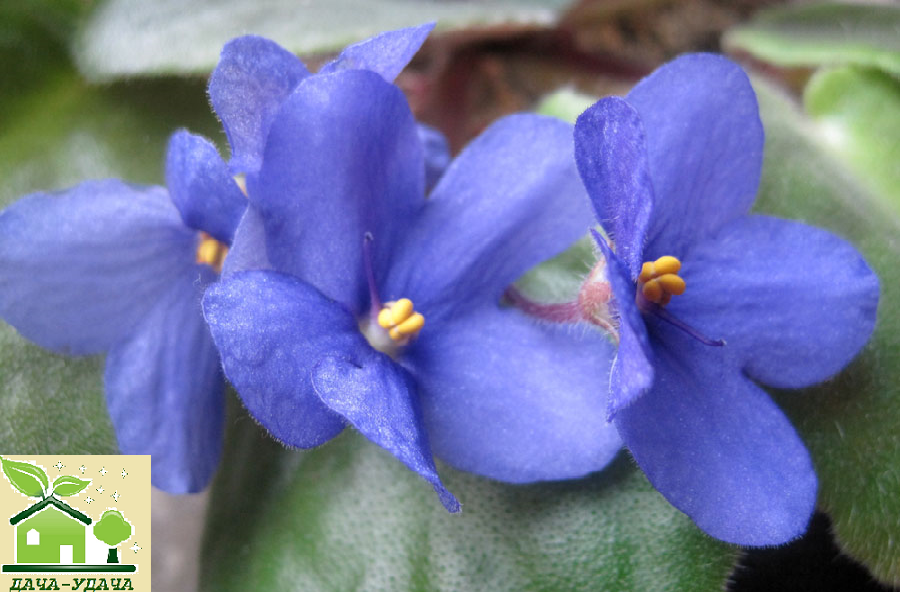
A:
201;406;737;592
724;2;900;76
803;66;900;215
1;457;49;498
51;475;91;497
74;0;572;81
752;76;900;586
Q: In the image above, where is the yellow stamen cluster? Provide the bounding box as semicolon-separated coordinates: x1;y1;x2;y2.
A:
377;298;425;342
638;255;685;306
196;232;229;273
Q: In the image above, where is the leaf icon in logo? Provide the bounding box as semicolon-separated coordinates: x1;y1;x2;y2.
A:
0;457;48;498
52;475;91;497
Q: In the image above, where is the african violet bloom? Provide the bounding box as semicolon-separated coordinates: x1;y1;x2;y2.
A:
0;25;439;494
573;54;879;544
202;65;623;510
0;130;243;494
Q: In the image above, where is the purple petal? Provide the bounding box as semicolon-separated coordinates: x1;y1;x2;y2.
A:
417;123;451;194
202;271;366;447
405;306;621;483
593;232;654;418
165;130;246;244
208;35;310;174
626;53;764;259
312;353;459;512
385;114;593;321
616;323;817;545
575;97;653;279
221;205;271;276
247;69;423;313
0;180;195;355
319;23;434;82
669;215;879;388
105;266;223;494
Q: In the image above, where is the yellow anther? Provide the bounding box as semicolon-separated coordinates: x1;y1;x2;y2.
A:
195;232;228;273
377;307;394;329
641;279;664;303
394;312;424;336
390;298;415;326
378;299;425;342
637;255;685;306
639;255;681;282
656;273;686;296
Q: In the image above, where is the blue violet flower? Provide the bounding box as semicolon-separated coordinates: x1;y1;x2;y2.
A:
571;54;879;544
0;24;440;494
0;135;243;493
202;61;624;510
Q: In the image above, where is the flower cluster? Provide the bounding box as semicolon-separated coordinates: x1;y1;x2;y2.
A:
0;24;878;546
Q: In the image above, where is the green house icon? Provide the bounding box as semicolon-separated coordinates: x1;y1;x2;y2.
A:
10;497;91;564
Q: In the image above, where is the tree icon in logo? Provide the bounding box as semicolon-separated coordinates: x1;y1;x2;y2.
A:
93;510;133;563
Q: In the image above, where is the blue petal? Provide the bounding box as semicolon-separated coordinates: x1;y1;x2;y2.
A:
575;97;653;279
221;205;271;276
405;306;621;483
319;23;434;82
669;215;879;388
105;266;223;494
165;130;246;244
312;353;459;512
593;232;654;419
208;35;310;174
202;271;367;447
626;53;764;259
385;114;593;322
417;123;451;194
616;322;817;545
0;180;195;355
247;69;423;313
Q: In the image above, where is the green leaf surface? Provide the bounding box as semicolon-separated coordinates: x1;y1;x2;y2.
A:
752;76;900;586
1;457;49;498
514;234;594;303
803;66;900;215
724;2;900;76
51;475;91;497
74;0;572;81
202;406;736;592
0;71;223;455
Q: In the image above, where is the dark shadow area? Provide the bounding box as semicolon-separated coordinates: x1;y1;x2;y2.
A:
730;512;897;592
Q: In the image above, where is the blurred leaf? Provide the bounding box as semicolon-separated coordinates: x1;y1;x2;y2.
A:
74;0;573;81
201;408;736;592
536;87;598;124
0;457;49;497
514;234;594;303
0;71;223;455
724;2;900;76
752;76;900;586
0;0;96;98
803;66;900;215
51;475;91;497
